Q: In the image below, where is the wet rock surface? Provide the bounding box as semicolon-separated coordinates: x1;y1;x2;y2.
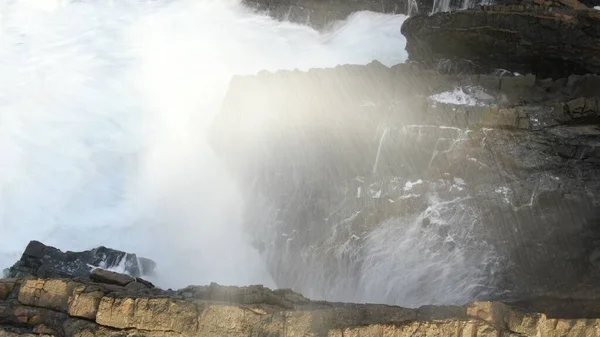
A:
401;1;600;78
5;241;156;280
2;275;600;336
211;62;600;306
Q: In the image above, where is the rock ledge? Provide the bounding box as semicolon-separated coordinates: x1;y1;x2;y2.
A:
2;276;600;336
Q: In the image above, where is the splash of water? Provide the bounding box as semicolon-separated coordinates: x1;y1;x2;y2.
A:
430;0;492;14
0;0;407;289
358;193;501;306
430;86;494;106
407;0;419;16
372;127;389;174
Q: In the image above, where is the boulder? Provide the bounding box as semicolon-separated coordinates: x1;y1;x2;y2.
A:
89;269;155;291
4;240;156;280
90;269;135;286
401;2;600;78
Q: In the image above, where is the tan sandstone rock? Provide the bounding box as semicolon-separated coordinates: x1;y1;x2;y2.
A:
96;296;198;333
0;280;16;300
68;285;103;320
18;279;72;312
3;277;600;337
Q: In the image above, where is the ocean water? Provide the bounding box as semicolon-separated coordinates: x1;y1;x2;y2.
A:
0;0;407;290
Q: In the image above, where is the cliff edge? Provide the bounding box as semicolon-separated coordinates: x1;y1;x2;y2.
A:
2;275;600;337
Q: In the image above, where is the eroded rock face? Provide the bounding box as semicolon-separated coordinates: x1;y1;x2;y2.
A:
4;241;156;280
401;2;600;78
2;276;600;336
211;61;600;306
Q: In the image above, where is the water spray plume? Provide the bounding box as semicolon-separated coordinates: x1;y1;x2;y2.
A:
0;0;406;291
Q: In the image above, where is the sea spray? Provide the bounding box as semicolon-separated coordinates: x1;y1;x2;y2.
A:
0;0;406;289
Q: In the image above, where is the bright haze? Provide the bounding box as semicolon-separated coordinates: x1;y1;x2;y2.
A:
0;0;406;290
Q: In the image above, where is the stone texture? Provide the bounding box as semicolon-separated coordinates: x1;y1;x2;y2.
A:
401;2;600;78
96;297;198;333
210;62;600;306
67;286;103;320
3;277;600;336
0;280;15;300
89;269;134;287
18;279;71;312
5;240;156;280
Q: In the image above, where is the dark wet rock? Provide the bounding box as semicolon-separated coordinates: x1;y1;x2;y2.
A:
90;269;135;287
211;62;600;306
401;2;600;78
5;240;156;280
89;269;155;291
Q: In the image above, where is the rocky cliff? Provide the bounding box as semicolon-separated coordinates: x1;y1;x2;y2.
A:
3;275;600;337
211;61;600;306
401;1;600;78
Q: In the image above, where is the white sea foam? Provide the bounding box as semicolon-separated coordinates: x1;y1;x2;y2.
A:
430;86;494;106
0;0;407;289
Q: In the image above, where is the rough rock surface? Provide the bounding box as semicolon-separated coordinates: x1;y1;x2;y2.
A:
211;61;600;306
401;1;600;78
2;276;600;336
5;241;156;280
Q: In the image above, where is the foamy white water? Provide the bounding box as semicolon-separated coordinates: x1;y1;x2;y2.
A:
430;86;494;106
0;0;407;289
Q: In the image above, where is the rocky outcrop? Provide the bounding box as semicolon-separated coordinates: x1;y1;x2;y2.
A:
401;1;600;78
2;276;600;336
4;241;156;280
211;61;600;306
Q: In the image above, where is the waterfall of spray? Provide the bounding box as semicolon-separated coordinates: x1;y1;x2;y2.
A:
431;0;452;14
372;127;389;174
0;0;407;290
358;195;500;306
430;0;488;14
407;0;419;16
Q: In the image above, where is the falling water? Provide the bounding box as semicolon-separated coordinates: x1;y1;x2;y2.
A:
430;0;489;14
372;127;389;174
431;0;452;13
407;0;419;16
0;0;407;290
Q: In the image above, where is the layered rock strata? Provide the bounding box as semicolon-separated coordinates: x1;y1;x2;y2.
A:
2;276;600;336
401;1;600;78
210;61;600;305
